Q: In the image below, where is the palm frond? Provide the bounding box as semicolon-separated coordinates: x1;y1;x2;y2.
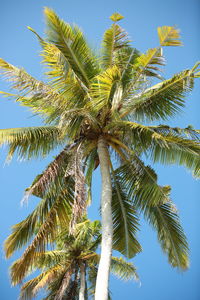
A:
116;158;171;209
102;23;130;68
144;202;189;270
0;58;67;119
116;46;141;89
107;121;200;172
110;256;139;281
158;26;182;47
111;168;142;258
19;265;64;299
44;8;100;87
4;197;56;258
23;141;79;201
10;193;72;283
120;65;198;121
89;65;121;113
134;47;165;79
0;126;62;160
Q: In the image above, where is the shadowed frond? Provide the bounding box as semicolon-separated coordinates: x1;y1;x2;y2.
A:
115;159;171;208
111;168;142;258
116;46;141;89
110;256;138;281
0;126;62;160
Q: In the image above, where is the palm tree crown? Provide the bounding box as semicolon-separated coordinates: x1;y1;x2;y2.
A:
1;8;200;300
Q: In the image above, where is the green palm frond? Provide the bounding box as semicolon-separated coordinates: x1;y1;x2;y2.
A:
44;8;100;87
85;148;99;202
107;121;200;172
89;65;121;113
110;256;138;281
116;159;171;209
4;197;54;258
144;202;189;270
0;126;62;160
149;124;200;140
102;22;129;68
158;26;182;47
111;169;142;258
134;47;165;79
0;58;66;117
120;66;197;121
116;46;141;89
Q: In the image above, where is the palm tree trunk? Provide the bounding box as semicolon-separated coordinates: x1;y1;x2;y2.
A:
79;263;86;300
95;136;113;300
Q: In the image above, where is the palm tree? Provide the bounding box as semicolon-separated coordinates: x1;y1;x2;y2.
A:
6;217;138;300
1;8;200;300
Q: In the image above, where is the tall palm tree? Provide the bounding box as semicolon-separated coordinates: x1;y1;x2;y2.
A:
6;217;138;300
1;8;200;300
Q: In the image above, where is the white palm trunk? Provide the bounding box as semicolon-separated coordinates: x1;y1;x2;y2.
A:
79;263;86;300
95;136;113;300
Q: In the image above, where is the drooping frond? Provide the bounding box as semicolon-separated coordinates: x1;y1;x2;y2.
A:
115;158;171;209
120;65;198;121
4;198;56;258
144;202;189;270
23;141;79;200
0;126;62;160
158;26;182;47
10;193;73;283
19;265;65;300
111;168;142;258
110;256;139;281
44;8;100;87
85;148;99;202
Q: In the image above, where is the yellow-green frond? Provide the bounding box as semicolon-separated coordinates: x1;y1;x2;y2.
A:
109;13;124;22
158;26;182;47
0;126;62;160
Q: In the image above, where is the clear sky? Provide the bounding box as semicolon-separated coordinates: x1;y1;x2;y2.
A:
0;0;199;299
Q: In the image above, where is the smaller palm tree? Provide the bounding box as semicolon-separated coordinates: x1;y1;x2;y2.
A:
7;219;138;300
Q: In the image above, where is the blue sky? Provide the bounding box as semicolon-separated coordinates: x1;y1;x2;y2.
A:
0;0;200;299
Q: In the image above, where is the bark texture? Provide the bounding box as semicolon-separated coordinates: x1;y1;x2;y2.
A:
79;263;86;300
95;136;113;300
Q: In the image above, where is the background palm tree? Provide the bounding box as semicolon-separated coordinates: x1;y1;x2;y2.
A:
6;217;138;300
1;8;200;300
